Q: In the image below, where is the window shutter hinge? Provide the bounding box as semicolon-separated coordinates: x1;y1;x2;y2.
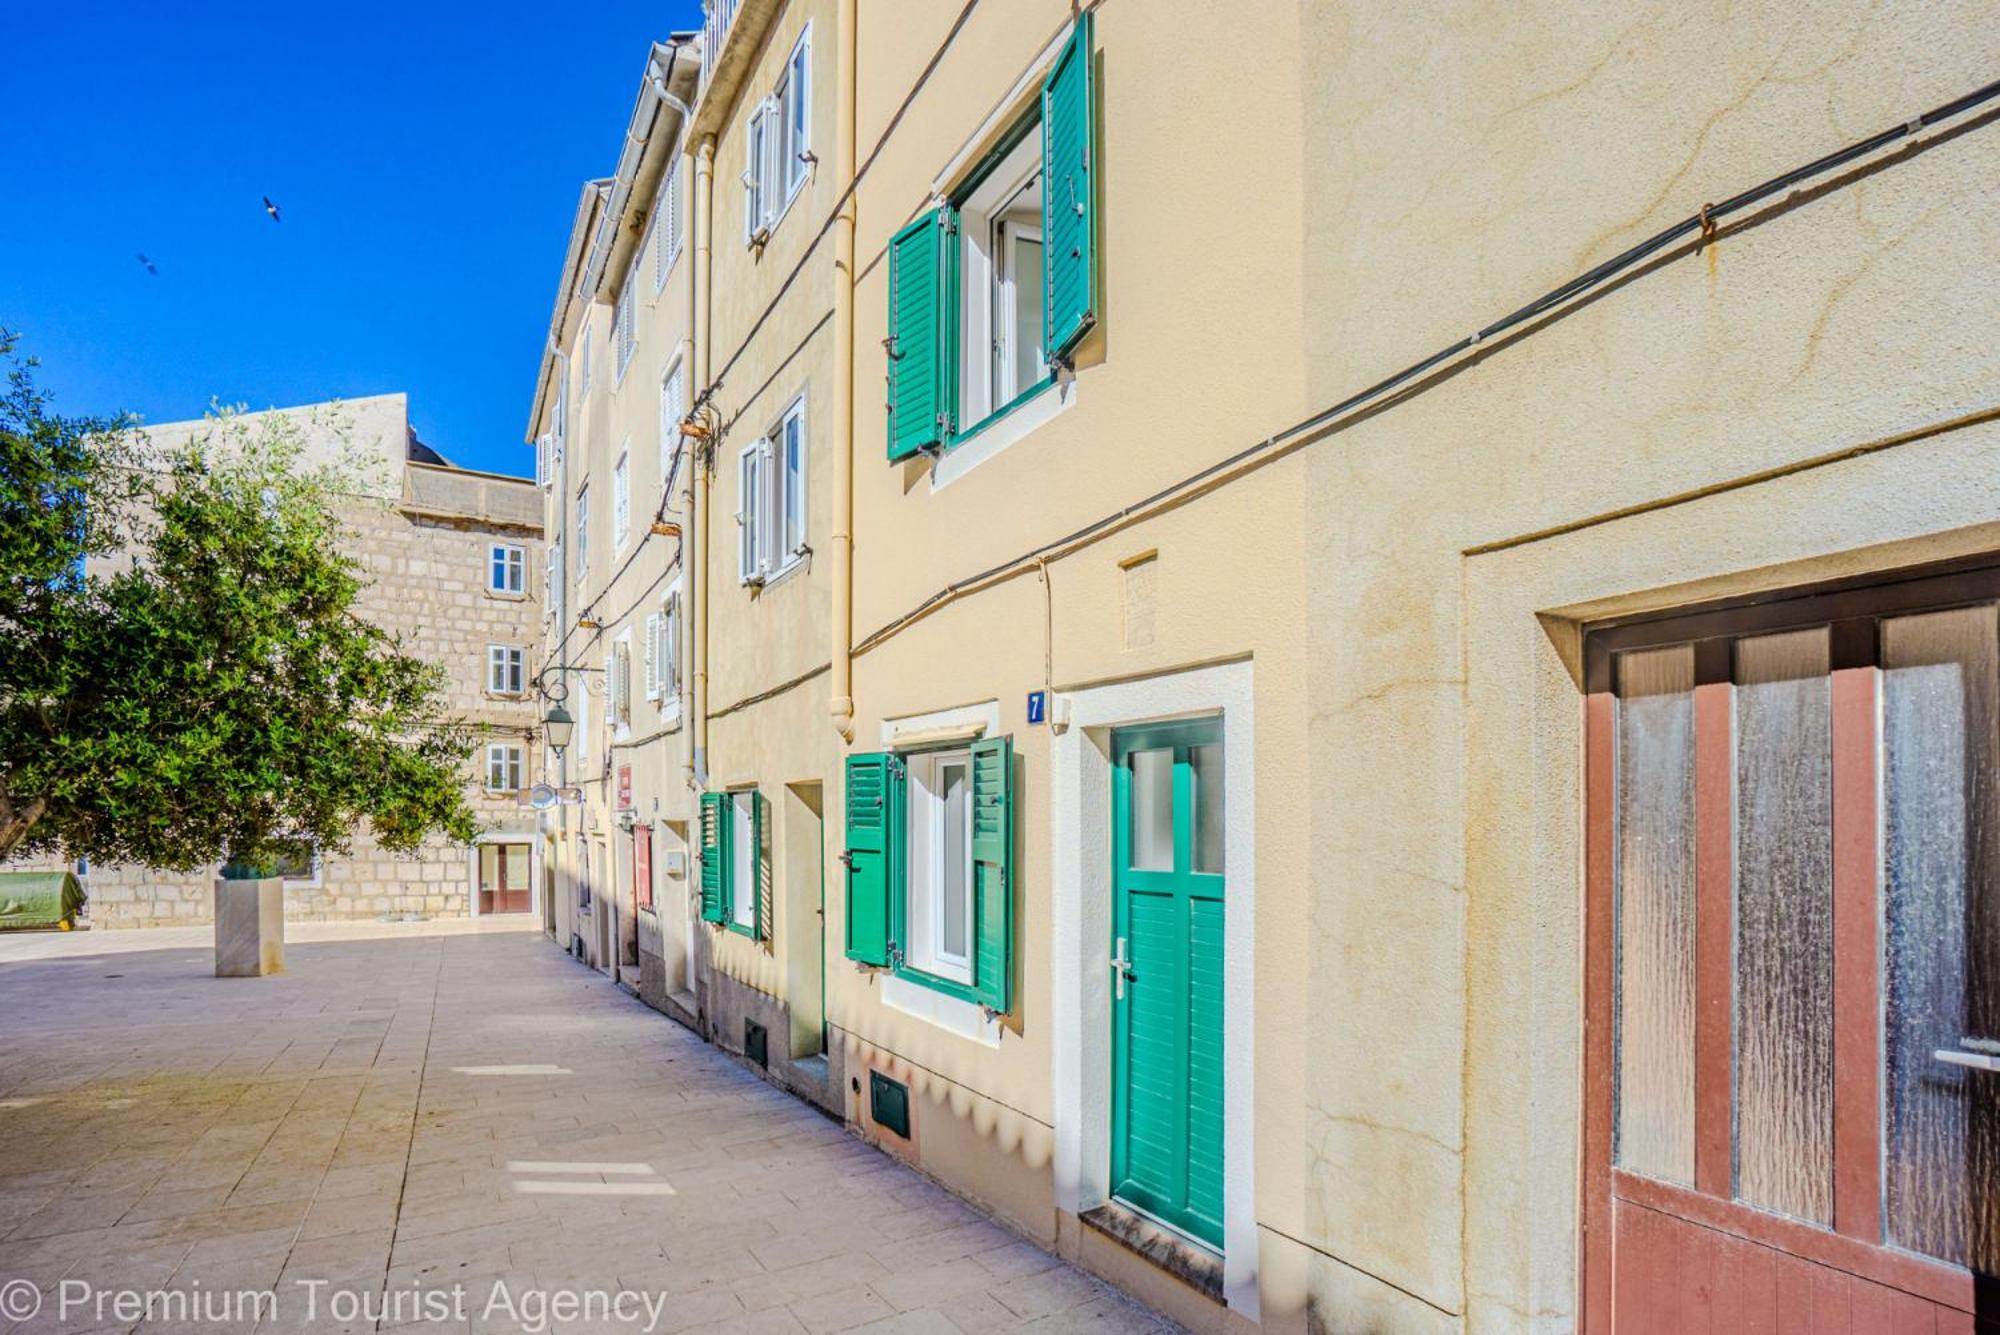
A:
888;942;905;970
837;849;854;870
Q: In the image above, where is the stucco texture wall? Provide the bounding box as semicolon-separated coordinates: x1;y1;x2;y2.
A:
840;0;1313;1323
1297;2;2000;1331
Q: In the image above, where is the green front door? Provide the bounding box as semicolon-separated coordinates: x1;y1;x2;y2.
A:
1111;718;1225;1249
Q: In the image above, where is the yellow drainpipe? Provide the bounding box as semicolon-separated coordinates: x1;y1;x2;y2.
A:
691;135;716;785
829;0;858;744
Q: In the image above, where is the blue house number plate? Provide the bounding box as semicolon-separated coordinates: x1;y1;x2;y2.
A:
1027;690;1047;725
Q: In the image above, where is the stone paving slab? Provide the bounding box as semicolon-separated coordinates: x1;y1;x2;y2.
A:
0;928;1178;1334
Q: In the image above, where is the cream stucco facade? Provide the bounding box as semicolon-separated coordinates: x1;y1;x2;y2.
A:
526;4;2000;1331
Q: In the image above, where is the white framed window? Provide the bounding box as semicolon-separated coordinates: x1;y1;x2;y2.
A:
485;743;525;793
645;586;683;711
546;539;562;618
488;543;525;595
736;438;766;585
743;97;780;243
580;315;594;391
779;25;812;202
660;357;685;485
550;360;568;492
778;395;807;560
730;792;757;932
652;149;683;292
956;122;1048;429
575;484;590;583
614;256;639;381
609;636;632;733
486;644;525;696
573;681;590;765
612;449;631;549
274;843;322;890
904;747;976;986
657;586;683;715
735;393;808;587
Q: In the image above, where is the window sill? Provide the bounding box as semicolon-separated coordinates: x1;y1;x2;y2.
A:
1079;1203;1223;1301
932;375;1075;490
745;553;807;594
879;971;1000;1048
724;921;760;940
484;589;528;602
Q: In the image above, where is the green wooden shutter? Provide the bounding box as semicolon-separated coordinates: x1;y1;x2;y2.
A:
844;752;899;965
752;790;770;941
886;208;956;461
969;736;1013;1014
699;791;727;923
1042;13;1096;364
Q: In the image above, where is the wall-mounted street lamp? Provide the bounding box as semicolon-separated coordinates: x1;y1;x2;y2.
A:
542;703;575;756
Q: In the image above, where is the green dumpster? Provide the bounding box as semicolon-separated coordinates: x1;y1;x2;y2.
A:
0;871;85;930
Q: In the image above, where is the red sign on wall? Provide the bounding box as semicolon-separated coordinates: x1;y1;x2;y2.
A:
634;824;653;910
617;764;634;812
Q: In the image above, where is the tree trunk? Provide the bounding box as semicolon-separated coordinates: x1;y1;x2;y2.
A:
0;789;48;862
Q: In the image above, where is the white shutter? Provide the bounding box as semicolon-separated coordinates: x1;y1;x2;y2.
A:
664;597;681;704
644;613;662;699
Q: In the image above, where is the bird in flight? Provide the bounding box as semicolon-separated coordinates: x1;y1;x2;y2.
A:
135;253;158;276
262;196;281;222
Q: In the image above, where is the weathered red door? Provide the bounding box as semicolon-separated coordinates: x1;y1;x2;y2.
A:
1583;566;2000;1332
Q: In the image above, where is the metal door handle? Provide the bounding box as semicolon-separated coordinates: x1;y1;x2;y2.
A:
1935;1046;2000;1072
1110;936;1132;1001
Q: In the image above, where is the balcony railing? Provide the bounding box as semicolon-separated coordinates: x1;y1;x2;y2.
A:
702;0;740;87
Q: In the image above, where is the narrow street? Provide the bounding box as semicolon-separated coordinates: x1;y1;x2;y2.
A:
0;926;1173;1334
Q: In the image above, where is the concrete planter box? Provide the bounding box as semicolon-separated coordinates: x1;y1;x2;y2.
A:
213;877;285;977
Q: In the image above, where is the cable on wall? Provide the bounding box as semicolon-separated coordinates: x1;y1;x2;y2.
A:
851;76;2000;658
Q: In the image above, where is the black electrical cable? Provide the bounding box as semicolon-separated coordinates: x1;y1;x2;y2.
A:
689;0;992;420
545;0;995;668
853;76;2000;657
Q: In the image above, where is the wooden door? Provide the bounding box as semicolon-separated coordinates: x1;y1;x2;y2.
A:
1110;718;1225;1250
1583;567;2000;1331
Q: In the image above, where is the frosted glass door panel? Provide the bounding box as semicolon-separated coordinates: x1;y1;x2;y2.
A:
1883;604;2000;1270
1732;627;1834;1223
1615;644;1698;1186
1128;749;1175;872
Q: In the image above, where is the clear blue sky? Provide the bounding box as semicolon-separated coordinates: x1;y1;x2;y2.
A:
1;2;702;478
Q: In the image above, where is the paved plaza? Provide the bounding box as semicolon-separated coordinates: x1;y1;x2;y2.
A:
0;923;1176;1334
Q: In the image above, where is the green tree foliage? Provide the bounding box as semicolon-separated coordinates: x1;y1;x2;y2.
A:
0;332;479;869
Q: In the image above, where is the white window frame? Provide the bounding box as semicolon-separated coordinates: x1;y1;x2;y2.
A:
736;438;767;585
956;127;1048;430
730;792;757;932
485;743;525;794
575;484;590;584
573;681;590;765
488;542;526;596
615;256;639;381
780;25;812;203
660;357;686;485
275;844;322;890
580;315;594;391
610;634;633;735
486;644;525;697
546;539;562;619
653;148;683;292
744;96;780;244
735;393;808;588
659;583;683;719
903;747;976;986
612;448;631;550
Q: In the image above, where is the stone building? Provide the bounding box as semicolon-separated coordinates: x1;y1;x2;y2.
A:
53;394;548;929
